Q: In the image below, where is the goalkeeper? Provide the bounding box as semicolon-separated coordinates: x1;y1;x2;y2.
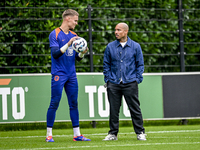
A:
46;9;90;142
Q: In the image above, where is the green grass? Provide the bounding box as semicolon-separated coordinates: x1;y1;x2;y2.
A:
0;125;200;150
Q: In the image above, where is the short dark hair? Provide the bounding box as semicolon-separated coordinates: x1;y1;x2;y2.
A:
62;9;79;19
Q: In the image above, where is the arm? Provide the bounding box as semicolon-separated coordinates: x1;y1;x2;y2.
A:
135;44;144;84
51;47;63;59
51;36;80;59
49;30;76;59
49;30;60;58
75;47;88;61
60;36;79;53
103;46;111;83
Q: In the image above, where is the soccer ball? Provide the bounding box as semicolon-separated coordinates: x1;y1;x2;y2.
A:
72;37;87;53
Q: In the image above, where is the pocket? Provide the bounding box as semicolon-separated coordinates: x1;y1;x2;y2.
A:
125;66;136;80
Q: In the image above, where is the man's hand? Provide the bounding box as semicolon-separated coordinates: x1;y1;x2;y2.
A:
68;36;79;46
104;83;107;88
81;47;89;54
60;36;79;53
78;47;88;58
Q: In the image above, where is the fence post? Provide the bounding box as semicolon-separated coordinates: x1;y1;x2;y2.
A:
178;0;185;72
87;5;94;72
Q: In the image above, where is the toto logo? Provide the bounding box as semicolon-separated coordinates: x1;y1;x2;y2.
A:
85;85;131;118
0;79;28;120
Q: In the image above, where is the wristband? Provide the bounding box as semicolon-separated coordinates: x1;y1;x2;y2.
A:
60;43;69;53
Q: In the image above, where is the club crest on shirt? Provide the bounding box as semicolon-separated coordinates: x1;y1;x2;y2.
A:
65;46;74;56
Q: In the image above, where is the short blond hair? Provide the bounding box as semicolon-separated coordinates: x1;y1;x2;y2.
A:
62;9;79;19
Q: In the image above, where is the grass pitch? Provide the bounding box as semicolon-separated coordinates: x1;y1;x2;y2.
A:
0;125;200;150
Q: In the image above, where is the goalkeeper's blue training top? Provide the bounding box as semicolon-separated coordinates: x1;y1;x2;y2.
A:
49;28;80;76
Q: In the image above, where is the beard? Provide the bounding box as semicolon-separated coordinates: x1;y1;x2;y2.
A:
115;35;120;41
116;37;120;41
116;38;120;41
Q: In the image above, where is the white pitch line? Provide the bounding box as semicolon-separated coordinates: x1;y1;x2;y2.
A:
5;142;200;150
146;129;200;133
0;129;200;139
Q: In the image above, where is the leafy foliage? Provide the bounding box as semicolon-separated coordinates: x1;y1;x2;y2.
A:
0;0;199;73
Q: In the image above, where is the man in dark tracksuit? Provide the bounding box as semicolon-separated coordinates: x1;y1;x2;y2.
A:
46;9;90;142
103;22;146;141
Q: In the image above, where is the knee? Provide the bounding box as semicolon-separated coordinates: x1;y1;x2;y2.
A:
49;96;61;109
69;101;78;110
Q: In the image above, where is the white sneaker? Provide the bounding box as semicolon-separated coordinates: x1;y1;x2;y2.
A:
137;132;147;141
103;134;118;141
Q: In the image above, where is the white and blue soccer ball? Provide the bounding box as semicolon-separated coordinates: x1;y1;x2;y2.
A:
72;37;87;53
